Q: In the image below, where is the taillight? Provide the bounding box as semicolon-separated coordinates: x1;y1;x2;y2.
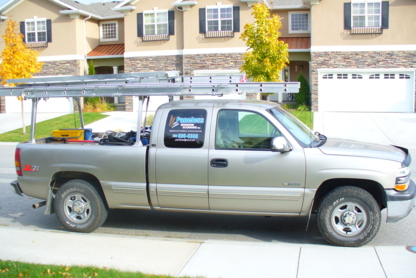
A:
15;148;22;176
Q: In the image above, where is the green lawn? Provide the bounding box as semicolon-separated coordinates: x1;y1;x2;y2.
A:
290;111;314;129
0;113;108;142
0;260;196;278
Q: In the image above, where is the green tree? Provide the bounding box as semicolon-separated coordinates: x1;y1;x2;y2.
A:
240;4;289;83
0;19;43;134
295;72;311;107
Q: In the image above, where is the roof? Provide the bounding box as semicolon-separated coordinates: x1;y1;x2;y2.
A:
0;0;123;19
57;0;123;18
265;0;311;9
280;37;311;50
87;44;125;57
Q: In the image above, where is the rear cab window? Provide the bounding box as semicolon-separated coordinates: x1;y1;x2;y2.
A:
164;109;207;148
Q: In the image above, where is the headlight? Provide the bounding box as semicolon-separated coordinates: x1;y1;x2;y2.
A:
395;167;411;191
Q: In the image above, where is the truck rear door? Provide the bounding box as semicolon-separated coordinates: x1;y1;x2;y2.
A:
150;104;213;210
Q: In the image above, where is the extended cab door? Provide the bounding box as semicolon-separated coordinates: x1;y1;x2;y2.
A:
208;108;306;213
150;104;213;210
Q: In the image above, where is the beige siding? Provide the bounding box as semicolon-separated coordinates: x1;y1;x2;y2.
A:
311;0;416;46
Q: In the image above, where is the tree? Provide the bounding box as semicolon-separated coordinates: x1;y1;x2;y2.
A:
240;4;289;83
0;19;43;134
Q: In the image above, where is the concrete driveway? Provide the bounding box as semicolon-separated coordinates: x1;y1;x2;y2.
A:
314;112;416;149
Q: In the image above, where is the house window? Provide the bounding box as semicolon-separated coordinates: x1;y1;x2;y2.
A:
144;11;168;35
100;21;118;42
352;1;381;27
137;10;174;41
25;19;47;42
369;74;380;79
344;1;389;32
337;74;348;79
199;6;240;38
206;6;233;32
289;12;310;33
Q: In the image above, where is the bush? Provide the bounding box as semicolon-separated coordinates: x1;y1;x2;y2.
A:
295;72;311;107
83;100;115;112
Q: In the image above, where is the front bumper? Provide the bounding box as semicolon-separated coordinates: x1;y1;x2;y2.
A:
386;179;416;223
10;180;24;196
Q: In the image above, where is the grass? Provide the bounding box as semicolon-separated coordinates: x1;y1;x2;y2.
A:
290;111;314;129
0;113;108;142
0;260;195;278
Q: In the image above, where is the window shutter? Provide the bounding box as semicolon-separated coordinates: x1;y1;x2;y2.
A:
20;21;26;42
199;8;206;33
137;13;143;37
344;2;351;30
233;6;240;32
381;1;389;29
168;10;175;36
46;19;52;42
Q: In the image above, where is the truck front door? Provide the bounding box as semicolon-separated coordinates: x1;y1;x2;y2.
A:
208;109;306;213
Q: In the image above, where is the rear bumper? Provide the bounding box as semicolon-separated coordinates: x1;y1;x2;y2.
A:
10;180;24;196
386;179;416;223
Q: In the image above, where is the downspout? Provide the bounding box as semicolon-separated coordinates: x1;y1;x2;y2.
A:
83;14;92;75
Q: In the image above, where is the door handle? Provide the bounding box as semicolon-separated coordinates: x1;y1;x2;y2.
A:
211;159;228;168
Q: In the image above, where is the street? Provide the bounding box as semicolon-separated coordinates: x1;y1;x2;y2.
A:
1;143;415;246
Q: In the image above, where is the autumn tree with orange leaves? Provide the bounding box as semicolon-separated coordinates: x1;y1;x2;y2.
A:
0;19;43;134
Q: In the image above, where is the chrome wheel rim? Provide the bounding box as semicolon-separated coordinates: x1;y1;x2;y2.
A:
331;202;367;237
63;193;91;224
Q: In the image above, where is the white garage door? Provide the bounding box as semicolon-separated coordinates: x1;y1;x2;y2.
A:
319;71;414;112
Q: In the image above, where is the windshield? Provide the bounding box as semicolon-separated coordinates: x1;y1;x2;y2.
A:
269;107;317;147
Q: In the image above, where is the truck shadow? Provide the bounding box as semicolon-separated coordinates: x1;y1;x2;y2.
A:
99;209;327;245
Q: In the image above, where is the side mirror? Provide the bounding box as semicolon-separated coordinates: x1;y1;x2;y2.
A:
271;136;292;153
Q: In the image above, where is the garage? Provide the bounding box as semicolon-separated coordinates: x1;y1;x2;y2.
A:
318;70;415;112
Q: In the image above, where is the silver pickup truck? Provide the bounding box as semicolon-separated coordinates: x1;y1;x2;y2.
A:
10;99;415;247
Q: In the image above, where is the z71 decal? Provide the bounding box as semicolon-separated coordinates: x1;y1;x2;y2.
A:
23;165;40;172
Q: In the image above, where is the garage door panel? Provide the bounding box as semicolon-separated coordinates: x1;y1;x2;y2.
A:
319;72;414;112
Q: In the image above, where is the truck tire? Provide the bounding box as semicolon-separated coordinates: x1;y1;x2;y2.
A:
317;186;381;247
55;179;108;233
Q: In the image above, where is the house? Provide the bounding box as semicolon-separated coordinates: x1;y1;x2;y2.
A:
0;0;414;114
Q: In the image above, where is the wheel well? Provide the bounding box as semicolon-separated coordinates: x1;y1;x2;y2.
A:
312;179;387;212
50;171;108;207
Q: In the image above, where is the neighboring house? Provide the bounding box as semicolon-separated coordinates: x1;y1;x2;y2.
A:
0;0;414;114
310;0;416;112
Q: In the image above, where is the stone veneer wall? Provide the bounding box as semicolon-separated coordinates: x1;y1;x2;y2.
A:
37;60;81;76
0;60;81;113
124;53;248;111
311;51;416;112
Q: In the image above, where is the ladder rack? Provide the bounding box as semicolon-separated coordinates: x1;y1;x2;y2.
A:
0;72;299;98
0;72;300;145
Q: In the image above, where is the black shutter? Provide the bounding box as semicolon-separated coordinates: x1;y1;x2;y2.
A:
199;8;206;33
20;21;26;42
233;6;240;32
137;13;143;37
46;19;52;42
168;10;175;35
381;1;389;29
344;2;351;30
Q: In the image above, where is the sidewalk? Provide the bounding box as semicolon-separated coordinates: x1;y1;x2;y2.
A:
0;226;415;278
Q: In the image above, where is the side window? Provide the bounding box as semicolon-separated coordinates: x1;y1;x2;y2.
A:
216;110;280;150
164;109;207;148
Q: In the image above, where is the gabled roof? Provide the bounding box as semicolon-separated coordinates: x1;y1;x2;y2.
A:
0;0;124;19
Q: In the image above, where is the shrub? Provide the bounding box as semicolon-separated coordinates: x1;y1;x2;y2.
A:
295;72;311;107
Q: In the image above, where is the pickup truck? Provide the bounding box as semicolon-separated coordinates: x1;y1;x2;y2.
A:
10;99;415;247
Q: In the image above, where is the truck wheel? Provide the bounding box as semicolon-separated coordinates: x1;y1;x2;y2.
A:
55;179;108;233
317;186;381;247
